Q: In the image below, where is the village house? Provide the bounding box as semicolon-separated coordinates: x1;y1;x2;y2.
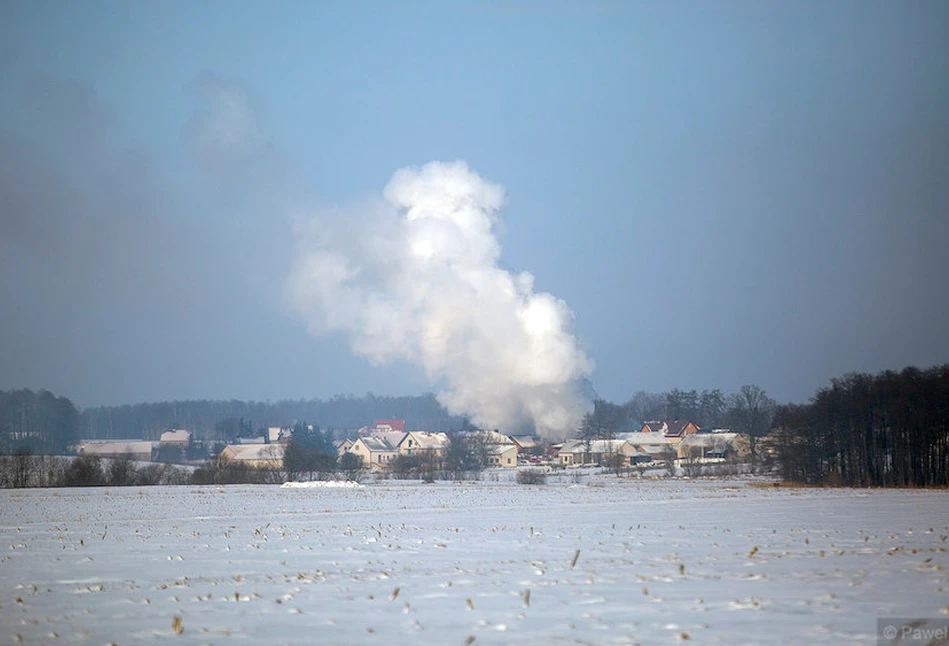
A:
219;443;285;468
77;439;155;462
466;430;518;468
335;438;354;458
640;420;701;445
487;443;518;468
371;419;405;433
676;432;746;461
348;436;400;469
267;426;293;444
557;439;586;466
398;431;449;457
509;435;542;457
558;439;642;466
621;431;676;462
159;429;191;445
368;429;408;448
550;442;564;461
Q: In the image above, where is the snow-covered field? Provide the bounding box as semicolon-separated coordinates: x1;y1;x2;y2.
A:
2;477;947;644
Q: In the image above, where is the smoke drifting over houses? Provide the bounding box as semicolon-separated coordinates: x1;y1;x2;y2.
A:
183;76;597;436
288;161;594;440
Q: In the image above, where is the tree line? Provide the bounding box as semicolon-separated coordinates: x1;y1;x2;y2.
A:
80;393;467;441
772;365;949;487
0;389;80;455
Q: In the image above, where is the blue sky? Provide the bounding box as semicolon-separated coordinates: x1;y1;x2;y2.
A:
2;1;947;408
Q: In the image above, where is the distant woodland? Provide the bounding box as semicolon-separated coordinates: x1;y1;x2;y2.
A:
79;393;467;441
772;365;949;487
0;389;80;455
1;363;947;487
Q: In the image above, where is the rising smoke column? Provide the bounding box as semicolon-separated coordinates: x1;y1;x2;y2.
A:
287;161;593;439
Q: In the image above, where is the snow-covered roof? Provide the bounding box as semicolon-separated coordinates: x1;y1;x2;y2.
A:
679;432;739;448
401;431;449;450
560;439;631;454
620;431;671;446
509;435;538;448
160;429;191;443
79;440;155;455
356;436;400;452
268;426;293;442
373;419;406;433
469;430;514;445
367;430;408;447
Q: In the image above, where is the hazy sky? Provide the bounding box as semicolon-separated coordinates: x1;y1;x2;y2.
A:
1;1;947;409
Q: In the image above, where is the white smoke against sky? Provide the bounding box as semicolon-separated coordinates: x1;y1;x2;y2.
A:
287;161;594;440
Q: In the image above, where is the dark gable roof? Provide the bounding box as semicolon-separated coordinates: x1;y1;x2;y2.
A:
642;420;699;437
664;420;694;437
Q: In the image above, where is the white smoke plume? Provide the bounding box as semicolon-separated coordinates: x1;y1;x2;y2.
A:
287;161;593;440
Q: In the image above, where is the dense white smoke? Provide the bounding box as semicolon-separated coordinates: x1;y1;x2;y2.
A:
287;161;593;439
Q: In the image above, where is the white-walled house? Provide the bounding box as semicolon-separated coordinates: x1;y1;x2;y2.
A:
349;436;399;469
78;440;155;462
620;431;676;462
335;438;354;458
159;429;191;445
487;443;518;468
676;432;745;460
219;444;284;468
509;435;541;456
369;430;408;448
267;426;293;443
558;439;640;466
466;431;519;468
399;431;449;457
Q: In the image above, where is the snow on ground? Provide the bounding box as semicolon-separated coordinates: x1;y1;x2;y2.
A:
281;481;364;489
1;477;947;644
